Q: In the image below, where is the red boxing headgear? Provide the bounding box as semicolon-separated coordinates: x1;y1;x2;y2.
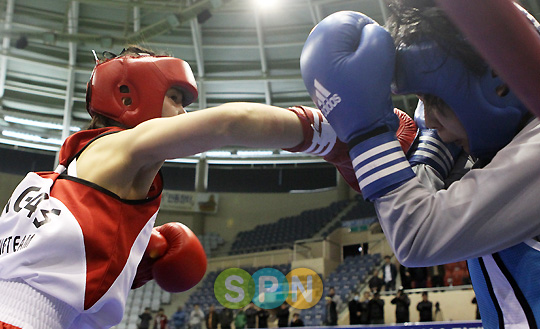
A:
86;55;198;127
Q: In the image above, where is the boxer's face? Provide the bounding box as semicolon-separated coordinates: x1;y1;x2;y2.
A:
162;87;186;117
420;95;470;154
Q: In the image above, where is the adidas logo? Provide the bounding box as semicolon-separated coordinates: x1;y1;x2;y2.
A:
314;79;341;116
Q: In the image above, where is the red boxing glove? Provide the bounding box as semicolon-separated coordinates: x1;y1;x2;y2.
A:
131;223;207;292
284;106;417;193
132;228;168;289
284;106;338;156
153;222;207;293
394;108;417;154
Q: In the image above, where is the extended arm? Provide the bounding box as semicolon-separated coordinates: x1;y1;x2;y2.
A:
76;102;303;198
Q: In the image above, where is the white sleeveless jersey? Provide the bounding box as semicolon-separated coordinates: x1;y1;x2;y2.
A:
0;128;162;329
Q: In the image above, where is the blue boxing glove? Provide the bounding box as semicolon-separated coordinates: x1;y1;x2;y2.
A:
407;100;462;181
300;11;415;200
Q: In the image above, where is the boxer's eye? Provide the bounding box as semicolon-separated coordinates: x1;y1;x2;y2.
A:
491;70;510;97
496;84;510;97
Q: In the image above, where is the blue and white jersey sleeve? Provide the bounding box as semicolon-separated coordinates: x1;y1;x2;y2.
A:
375;119;540;267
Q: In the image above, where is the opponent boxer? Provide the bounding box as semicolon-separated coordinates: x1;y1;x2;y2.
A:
300;2;540;328
0;46;417;329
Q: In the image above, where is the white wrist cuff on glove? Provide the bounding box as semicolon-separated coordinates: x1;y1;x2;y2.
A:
303;107;337;156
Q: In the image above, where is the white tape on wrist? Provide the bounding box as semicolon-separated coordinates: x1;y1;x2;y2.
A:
304;107;337;156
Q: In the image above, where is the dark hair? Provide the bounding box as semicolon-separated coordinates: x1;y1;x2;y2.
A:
385;0;487;76
98;45;161;64
85;113;127;130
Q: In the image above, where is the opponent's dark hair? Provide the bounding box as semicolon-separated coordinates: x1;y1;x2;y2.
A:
385;0;487;76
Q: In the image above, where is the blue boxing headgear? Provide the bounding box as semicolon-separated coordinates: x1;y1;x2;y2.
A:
391;41;529;159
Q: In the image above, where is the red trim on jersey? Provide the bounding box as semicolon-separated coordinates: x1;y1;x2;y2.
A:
57;127;124;166
0;321;21;329
41;127;162;310
49;176;161;309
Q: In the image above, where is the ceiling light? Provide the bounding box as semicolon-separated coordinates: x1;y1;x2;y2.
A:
206;150;233;157
0;138;60;152
2;130;63;145
254;0;280;11
237;150;274;156
4;116;81;132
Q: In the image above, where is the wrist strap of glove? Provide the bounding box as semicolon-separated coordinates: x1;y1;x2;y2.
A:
283;106;337;156
349;131;415;201
407;129;461;180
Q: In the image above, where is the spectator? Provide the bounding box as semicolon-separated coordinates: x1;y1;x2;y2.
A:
367;292;385;325
390;289;410;323
359;291;371;325
245;302;258;328
382;255;398;291
171;306;188;329
324;296;338;326
257;308;270;328
368;269;384;293
276;302;290;328
189;304;205;329
138;307;153;329
348;292;362;325
399;265;412;290
472;297;481;320
219;308;234;329
234;309;247;329
327;286;343;310
153;308;168;329
205;305;219;329
290;313;305;327
429;265;446;288
417;292;433;322
410;267;428;289
434;302;444;321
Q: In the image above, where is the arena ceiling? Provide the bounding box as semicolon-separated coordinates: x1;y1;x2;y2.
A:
1;0;539;164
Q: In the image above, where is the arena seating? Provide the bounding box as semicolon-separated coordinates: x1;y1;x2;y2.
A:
444;260;470;286
300;253;381;326
199;232;225;257
183;264;292;315
116;280;172;329
229;200;358;255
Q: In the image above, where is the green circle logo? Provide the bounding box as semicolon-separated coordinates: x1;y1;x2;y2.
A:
214;268;255;309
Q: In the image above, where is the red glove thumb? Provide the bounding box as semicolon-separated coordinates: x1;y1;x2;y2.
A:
394;108;417;154
153;222;207;292
131;228;168;289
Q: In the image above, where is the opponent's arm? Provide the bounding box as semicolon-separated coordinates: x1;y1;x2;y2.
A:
376;129;540;266
407;100;462;191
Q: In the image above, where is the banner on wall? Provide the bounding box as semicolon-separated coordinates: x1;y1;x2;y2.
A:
160;190;218;213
